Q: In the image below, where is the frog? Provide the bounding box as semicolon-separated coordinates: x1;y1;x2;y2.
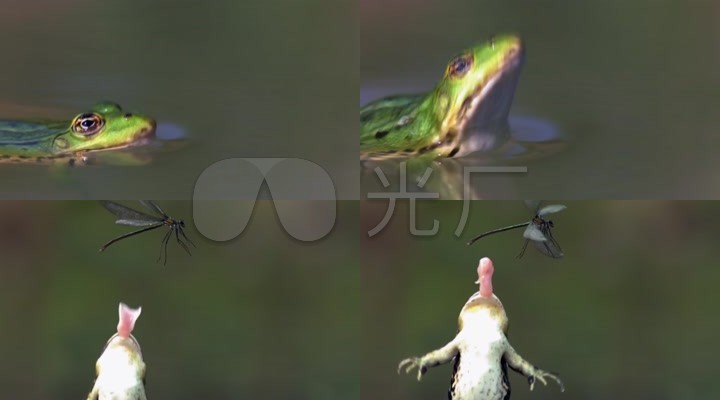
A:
361;34;524;161
87;302;147;400
398;257;564;399
0;102;155;166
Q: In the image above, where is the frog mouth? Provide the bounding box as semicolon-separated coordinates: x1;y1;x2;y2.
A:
102;333;144;357
130;122;157;146
89;122;157;153
452;46;525;157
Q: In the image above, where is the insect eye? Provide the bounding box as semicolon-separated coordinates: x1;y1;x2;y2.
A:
447;54;473;78
72;113;104;136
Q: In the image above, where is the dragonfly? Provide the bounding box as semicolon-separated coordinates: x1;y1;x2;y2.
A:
99;200;195;264
467;203;566;259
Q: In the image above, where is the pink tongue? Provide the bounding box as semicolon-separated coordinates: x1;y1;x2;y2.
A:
117;302;142;338
476;257;494;298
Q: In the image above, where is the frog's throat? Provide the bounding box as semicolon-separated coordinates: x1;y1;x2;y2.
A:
447;49;524;158
102;333;144;358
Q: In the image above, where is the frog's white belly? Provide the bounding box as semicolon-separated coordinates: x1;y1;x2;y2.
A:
97;385;147;400
95;371;146;400
95;348;147;400
451;329;509;400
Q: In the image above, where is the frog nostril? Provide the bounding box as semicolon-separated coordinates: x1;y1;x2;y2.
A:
124;113;133;119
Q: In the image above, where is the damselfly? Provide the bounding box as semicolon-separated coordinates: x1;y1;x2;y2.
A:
99;200;195;264
467;203;566;258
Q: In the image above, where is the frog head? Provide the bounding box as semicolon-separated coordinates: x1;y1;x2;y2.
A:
54;102;156;153
432;35;525;156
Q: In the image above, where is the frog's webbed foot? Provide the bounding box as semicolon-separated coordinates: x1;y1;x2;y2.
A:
527;368;565;392
397;357;427;381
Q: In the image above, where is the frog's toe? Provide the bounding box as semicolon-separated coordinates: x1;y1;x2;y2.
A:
530;370;564;392
397;357;426;381
544;371;565;392
527;375;538;391
398;358;418;374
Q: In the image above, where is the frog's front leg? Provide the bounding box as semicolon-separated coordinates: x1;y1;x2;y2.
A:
86;382;99;400
398;337;460;381
503;344;565;392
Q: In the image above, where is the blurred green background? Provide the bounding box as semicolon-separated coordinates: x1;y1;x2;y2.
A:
361;0;720;198
362;201;720;399
0;201;358;399
0;0;357;199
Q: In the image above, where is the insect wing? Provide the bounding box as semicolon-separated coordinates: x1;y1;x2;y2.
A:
532;235;563;258
140;200;168;219
524;200;541;213
537;204;567;217
115;218;162;227
532;224;563;258
523;223;547;242
100;201;163;227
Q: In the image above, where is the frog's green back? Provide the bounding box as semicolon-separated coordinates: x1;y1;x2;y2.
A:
360;94;437;155
360;95;421;118
0;120;67;145
0;120;70;160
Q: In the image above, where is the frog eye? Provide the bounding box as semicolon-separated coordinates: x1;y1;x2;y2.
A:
72;113;104;137
447;54;473;78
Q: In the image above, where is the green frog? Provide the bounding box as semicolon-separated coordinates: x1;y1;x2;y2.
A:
0;102;155;166
361;35;524;161
398;258;564;400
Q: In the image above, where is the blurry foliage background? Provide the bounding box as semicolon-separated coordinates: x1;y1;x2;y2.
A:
361;0;720;198
0;201;358;399
362;201;720;399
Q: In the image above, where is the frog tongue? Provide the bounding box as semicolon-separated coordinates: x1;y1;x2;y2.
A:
117;302;142;339
474;257;494;298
